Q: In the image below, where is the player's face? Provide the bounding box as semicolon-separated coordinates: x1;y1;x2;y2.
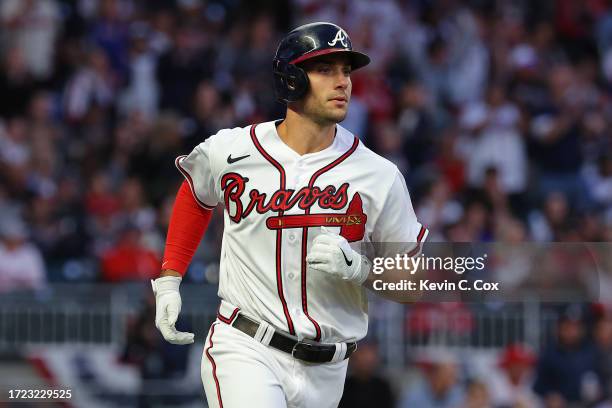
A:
300;55;352;125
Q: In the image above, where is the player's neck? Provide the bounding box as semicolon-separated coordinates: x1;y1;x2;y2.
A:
277;111;336;156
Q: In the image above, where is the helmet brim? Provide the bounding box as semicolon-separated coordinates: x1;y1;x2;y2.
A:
289;48;370;71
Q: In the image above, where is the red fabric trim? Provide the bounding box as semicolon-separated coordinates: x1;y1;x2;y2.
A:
302;136;361;341
217;307;239;324
250;124;295;335
290;48;351;65
175;155;217;210
205;323;223;408
162;181;213;275
407;226;428;257
417;226;427;242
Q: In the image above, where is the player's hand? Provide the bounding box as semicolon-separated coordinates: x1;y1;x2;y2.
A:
306;227;370;285
151;276;195;345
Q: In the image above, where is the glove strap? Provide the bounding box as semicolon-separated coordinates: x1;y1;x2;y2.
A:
151;276;182;294
343;254;370;285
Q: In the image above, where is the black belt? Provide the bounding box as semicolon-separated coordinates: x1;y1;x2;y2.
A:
227;313;357;363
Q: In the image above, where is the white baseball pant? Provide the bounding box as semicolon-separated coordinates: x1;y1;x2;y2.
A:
201;320;349;408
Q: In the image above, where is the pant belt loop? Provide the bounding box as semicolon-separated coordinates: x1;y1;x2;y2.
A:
331;342;347;363
254;320;275;346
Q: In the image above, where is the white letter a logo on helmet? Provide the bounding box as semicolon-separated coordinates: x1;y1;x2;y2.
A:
328;29;348;48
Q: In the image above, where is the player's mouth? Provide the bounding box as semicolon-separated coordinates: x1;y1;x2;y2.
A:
329;96;348;106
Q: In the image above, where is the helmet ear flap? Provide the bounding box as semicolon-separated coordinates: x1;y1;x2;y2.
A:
272;58;309;103
283;64;309;102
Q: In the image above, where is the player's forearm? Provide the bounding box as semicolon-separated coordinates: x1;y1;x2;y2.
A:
162;181;213;276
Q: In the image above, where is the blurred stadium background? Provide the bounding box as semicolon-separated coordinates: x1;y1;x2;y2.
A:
0;0;611;407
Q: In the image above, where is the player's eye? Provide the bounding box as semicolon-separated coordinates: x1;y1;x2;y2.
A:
317;65;332;73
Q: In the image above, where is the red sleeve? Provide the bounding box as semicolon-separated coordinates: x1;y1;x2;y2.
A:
162;180;213;275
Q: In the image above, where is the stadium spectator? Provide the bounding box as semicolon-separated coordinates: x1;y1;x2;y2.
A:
398;351;465;408
485;344;541;407
63;47;116;123
459;380;491;408
583;154;612;211
534;305;604;405
0;47;37;119
417;177;463;240
100;224;160;282
528;64;589;210
338;342;394;408
593;311;612;403
118;21;160;119
156;23;214;115
529;192;571;242
0;218;46;293
458;83;527;197
0;0;60;79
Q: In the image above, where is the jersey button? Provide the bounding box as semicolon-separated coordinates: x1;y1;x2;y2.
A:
288;273;295;279
288;233;296;242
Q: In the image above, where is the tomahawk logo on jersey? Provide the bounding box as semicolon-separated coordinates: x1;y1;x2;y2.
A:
176;120;428;343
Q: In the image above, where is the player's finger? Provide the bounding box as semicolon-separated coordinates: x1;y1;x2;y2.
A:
306;255;332;271
310;242;334;255
159;321;194;345
321;226;338;235
167;304;180;326
169;331;195;345
308;263;330;273
313;233;338;246
306;251;332;265
155;309;170;329
158;322;176;341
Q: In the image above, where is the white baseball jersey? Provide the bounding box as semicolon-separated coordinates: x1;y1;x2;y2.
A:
177;120;428;343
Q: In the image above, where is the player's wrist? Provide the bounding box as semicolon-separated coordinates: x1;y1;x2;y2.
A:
160;268;183;278
345;252;370;285
151;275;182;294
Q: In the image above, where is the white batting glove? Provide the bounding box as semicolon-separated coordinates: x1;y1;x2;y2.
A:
151;276;194;345
306;227;370;285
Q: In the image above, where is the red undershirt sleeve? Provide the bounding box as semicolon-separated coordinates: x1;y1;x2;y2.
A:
162;180;213;275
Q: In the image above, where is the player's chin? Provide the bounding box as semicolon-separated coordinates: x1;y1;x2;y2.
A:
324;106;349;123
323;112;347;124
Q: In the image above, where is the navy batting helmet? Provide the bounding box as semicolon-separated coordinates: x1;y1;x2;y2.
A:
272;22;370;104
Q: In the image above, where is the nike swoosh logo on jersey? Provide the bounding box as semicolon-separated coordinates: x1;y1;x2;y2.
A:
340;248;352;266
227;154;250;164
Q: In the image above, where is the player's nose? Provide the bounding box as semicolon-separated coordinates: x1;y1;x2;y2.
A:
334;70;350;89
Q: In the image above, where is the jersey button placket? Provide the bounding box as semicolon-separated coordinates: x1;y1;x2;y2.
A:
286;233;298;281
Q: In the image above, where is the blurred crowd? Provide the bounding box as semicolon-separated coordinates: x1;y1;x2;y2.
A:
0;0;611;406
0;0;611;288
341;303;612;408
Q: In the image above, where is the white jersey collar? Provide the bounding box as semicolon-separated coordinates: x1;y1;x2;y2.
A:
253;120;355;162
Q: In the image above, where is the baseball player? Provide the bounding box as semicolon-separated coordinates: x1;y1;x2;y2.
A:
151;22;428;408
